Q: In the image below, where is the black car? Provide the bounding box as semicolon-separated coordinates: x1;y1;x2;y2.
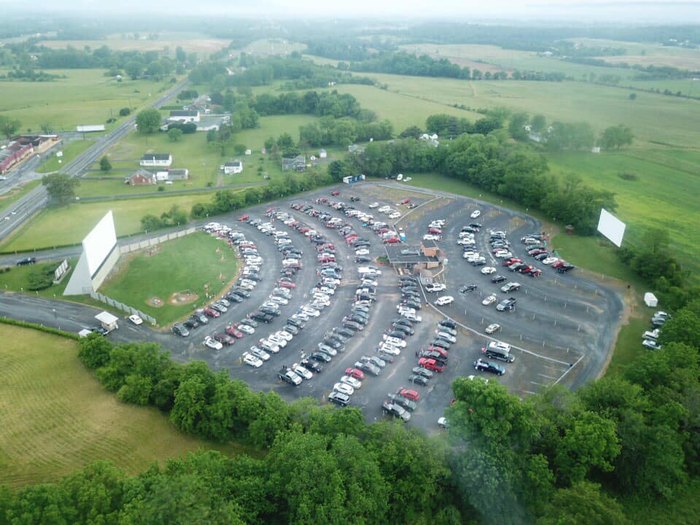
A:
334;328;355;339
283;324;299;335
439;319;456;330
193;313;209;325
401;300;422;310
408;374;429;386
356;256;373;263
260;308;280;317
491;275;507;284
324;338;344;350
377;351;395;363
302;359;323;373
310;352;332;363
251;312;274;323
459;284;478;293
496;297;517;312
412;366;434;378
231;288;251;298
419;350;448;363
473;358;505;376
242;317;259;328
386;330;407;340
557;263;576;273
431;339;452;350
392;324;414;336
16;257;37;266
287;317;304;328
350;196;360;202
226;293;244;303
185;317;200;329
394;318;416;327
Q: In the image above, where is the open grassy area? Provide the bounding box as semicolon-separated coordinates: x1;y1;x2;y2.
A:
548;150;700;279
0;180;40;215
352;72;700;148
37;139;95;174
0;258;75;298
0;324;236;487
0;69;174;133
38;33;231;55
100;232;238;324
0;194;211;252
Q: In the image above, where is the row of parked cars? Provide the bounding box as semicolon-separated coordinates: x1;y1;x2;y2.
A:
642;311;669;350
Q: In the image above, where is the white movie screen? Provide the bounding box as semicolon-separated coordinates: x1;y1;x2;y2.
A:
82;211;117;276
597;208;626;248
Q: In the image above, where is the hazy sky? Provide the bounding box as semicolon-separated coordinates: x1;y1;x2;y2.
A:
7;0;700;22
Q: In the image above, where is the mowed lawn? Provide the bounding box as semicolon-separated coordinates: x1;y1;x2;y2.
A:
0;324;235;487
548;150;700;278
354;73;700;148
37;139;95;174
0;69;173;132
0;195;211;251
101;232;238;324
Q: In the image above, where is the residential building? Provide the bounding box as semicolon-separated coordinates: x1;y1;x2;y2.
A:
221;160;243;174
282;155;306;172
125;169;156;185
140;153;172;168
169;110;200;123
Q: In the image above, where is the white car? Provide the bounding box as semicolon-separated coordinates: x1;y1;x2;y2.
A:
302;306;321;317
269;295;289;305
457;238;475;246
242;352;263;368
389;212;401;219
333;382;354;396
276;330;293;341
482;294;497;306
481;266;497;275
471;210;481;218
494;251;513;259
128;314;143;325
369;202;379;209
378;206;391;213
435;295;454;306
542;257;559;265
378;343;401;355
436;331;457;343
485;323;501;334
341;375;362;389
318;287;335;296
426;283;446;293
355;248;370;256
423;234;441;241
203;336;223;351
249;347;270;361
237;323;255;335
361;279;378;287
383;335;407;348
293;365;313;380
259;340;280;354
268;334;287;348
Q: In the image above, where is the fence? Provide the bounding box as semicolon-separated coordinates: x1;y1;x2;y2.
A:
90;291;157;326
120;227;197;254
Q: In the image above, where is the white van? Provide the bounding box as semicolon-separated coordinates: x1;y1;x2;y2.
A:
484;341;515;363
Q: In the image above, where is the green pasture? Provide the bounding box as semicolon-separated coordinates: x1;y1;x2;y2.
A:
37;139;95;174
0;180;40;214
548;150;700;278
569;37;700;71
0;69;173;132
39;33;231;55
354;72;700;148
332;84;480;132
0;194;210;252
0;258;74;297
101;232;238;324
0;324;235;487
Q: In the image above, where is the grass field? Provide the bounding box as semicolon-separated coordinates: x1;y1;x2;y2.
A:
101;232;238;324
353;73;700;148
548;150;700;278
38;33;231;55
0;258;74;298
37;139;95;174
569;37;700;71
0;194;211;252
0;324;236;487
0;69;174;132
0;180;40;215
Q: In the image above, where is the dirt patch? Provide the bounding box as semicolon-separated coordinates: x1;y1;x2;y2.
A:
168;291;198;306
144;245;161;257
146;296;164;308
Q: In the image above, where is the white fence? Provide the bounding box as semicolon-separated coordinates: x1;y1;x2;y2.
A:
120;227;196;254
90;291;157;326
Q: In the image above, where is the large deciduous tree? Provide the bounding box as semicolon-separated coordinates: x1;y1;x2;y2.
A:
0;115;21;139
42;173;79;206
600;124;634;150
136;109;162;134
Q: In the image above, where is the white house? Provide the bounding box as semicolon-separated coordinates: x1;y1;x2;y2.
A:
140;153;172;168
221;160;243;174
169;110;200;123
155;168;189;182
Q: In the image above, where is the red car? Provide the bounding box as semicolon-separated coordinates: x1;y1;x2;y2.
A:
225;325;244;338
331;190;340;196
345;367;365;380
318;256;335;263
428;227;442;235
203;307;220;318
399;388;421;401
278;280;296;289
213;333;236;345
552;260;567;269
419;358;445;373
238;214;249;222
427;346;449;358
400;198;411;205
384;237;400;244
503;258;522;266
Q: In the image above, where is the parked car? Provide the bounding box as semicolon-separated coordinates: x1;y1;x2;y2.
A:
435;295;454;306
203;336;223;351
172;323;189;337
485;323;501;334
398;388;421;401
501;282;521;293
242;352;263;368
470;210;481;218
496;297;517;312
408;374;429;386
482;294;497;306
473;358;505;375
329;391;350;407
382;401;411;422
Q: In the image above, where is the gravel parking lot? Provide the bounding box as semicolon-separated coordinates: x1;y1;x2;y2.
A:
0;181;624;433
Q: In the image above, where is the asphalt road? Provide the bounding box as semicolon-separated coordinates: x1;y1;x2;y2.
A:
0;79;189;244
0;181;624;433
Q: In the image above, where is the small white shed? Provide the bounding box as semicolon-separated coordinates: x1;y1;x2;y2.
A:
644;292;658;308
95;311;119;332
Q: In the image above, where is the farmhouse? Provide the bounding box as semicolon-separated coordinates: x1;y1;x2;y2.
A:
222;160;243;175
168;110;200;123
282;155;306;172
140;153;172;168
125;169;156;186
155;168;189;181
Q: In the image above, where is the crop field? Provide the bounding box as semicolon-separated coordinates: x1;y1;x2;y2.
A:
569;37;700;71
0;194;211;252
0;69;174;132
332;84;481;131
353;72;700;148
0;324;234;487
101;232;238;324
